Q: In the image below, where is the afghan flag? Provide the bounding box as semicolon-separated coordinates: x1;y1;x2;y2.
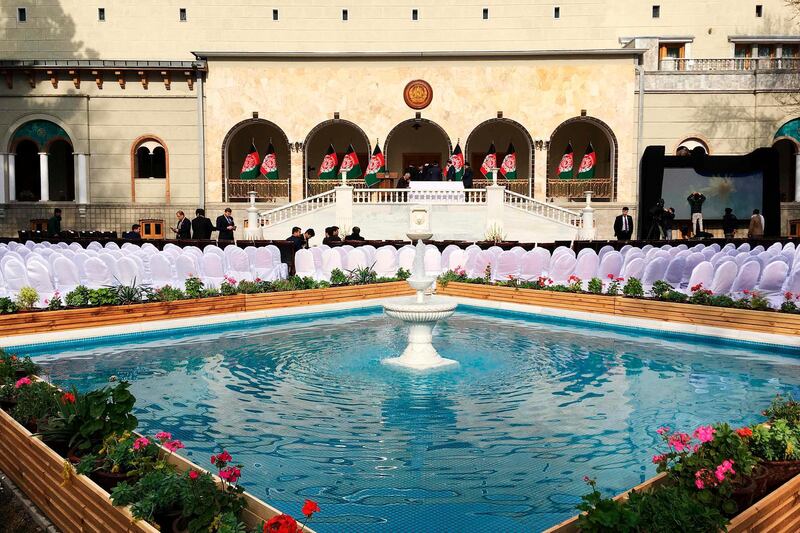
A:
340;144;362;180
364;144;385;188
239;142;260;180
480;143;497;177
557;143;574;179
318;144;338;180
259;141;279;180
445;143;465;181
499;142;517;179
577;143;596;180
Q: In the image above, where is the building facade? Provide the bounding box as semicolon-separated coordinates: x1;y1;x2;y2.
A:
0;1;798;239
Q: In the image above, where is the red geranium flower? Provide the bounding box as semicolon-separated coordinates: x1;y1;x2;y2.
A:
301;499;321;518
736;427;753;438
189;470;199;480
607;273;614;279
263;514;299;533
61;392;76;404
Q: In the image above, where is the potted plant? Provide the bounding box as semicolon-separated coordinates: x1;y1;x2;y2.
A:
38;381;138;457
76;431;167;491
110;468;187;529
747;420;800;491
0;351;40;380
9;378;61;432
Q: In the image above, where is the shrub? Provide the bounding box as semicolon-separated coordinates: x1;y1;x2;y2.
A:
149;285;186;302
234;280;262;294
114;281;148;305
65;285;91;307
184;277;204;299
663;290;688;303
111;469;185;524
395;268;411;281
763;394;800;426
15;286;39;310
622;277;644;298
749;291;771;311
329;268;348;286
566;275;583;293
625;484;728;533
649;280;673;299
605;275;624;296
348;266;378;285
709;295;735;308
0;297;19;314
576;477;636;532
438;269;467;287
200;287;220;298
748;420;800;462
587;277;603;294
688;284;714;306
10;380;60;427
220;280;238;296
88;288;118;307
0;352;39;380
46;291;64;310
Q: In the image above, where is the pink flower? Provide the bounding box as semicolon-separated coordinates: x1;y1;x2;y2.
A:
691;282;703;292
211;455;217;465
607;273;614;279
582;475;590;482
695;478;705;490
656;426;670;435
693;425;716;443
14;377;31;388
786;291;794;300
43;299;49;305
667;432;692;452
164;440;185;452
220;466;241;483
714;459;736;482
133;437;150;451
189;470;199;480
155;431;172;442
652;454;666;464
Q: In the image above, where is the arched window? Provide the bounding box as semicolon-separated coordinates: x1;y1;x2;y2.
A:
676;137;709;155
133;139;167;179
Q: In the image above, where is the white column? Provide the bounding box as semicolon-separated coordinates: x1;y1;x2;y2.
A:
74;152;89;204
335;185;353;234
795;153;800;202
38;152;49;202
581;191;596;240
0;153;7;204
485;184;505;238
8;153;15;202
245;191;260;239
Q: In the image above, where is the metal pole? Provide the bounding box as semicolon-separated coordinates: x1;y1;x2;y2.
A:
197;70;207;208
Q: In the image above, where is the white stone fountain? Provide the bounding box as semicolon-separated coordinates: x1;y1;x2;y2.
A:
382;233;458;371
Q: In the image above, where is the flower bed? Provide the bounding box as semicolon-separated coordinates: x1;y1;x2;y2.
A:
544;396;800;532
0;280;413;339
0;353;319;533
437;279;800;337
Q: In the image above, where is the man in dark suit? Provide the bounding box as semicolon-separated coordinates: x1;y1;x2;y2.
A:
171;210;191;239
287;226;304;251
122;224;142;240
216;208;236;241
428;161;443;181
191;208;215;240
462;162;474;188
613;207;634;241
47;208;62;237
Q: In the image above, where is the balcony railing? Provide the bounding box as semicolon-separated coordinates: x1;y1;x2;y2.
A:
659;57;800;72
227;179;290;202
352;188;488;204
471;178;530;195
547;178;612;200
306;179;373;197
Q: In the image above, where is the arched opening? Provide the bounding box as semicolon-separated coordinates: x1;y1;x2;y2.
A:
14;140;40;201
9;119;75;202
676;137;709;156
136;146;152;178
47;139;75;201
384;119;451;183
222;119;291;202
130;136;170;203
304;120;370;197
547;116;617;201
773;138;798;202
465;118;533;195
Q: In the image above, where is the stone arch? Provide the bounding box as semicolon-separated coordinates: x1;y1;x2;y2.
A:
674;136;711;155
8;118;75;202
465;117;534;194
130;135;170;203
222;118;292;202
384;118;452;179
3;113;83;153
547;116;618;200
303;119;370;197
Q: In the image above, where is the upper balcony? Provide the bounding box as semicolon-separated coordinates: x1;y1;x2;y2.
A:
659;57;800;72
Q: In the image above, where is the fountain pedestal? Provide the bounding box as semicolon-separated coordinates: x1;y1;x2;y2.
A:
382;237;458;371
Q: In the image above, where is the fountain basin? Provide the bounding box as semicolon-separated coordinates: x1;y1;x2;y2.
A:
382;300;458;371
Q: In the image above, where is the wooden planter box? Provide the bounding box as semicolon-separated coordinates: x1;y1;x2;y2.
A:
0;406;314;533
438;282;800;337
543;472;800;532
0;282;413;339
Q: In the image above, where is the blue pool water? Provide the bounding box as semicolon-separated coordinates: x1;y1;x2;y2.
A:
15;306;800;532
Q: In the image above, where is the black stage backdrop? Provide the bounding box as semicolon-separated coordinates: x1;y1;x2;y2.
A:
638;146;779;239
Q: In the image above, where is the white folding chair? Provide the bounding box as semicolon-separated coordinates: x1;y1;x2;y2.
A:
519;249;550;281
53;256;81;295
84;257;114;289
374;247;399;278
709;261;738;296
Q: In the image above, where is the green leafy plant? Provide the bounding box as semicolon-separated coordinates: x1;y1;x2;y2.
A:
625;484;728;533
709;295;736;308
88;288;118;307
347;266;378;285
220;277;238;296
329;268;348;286
149;285;186;302
763;394;800;426
233;280;262;294
748;420;800;462
749;291;771;311
664;290;688;303
200;287;220;298
622;277;644;298
113;280;148;305
649;280;673;299
180;451;246;533
65;285;91;307
0;297;19;314
10;380;60;427
688;283;714;306
576;476;637;532
46;291;64;310
111;468;185;525
39;382;138;453
395;268;411;281
15;286;39;310
438;269;467;287
0;351;39;380
605;275;623;296
587;277;603;294
184;277;204;299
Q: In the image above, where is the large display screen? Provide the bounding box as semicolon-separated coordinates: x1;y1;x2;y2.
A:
660;168;763;219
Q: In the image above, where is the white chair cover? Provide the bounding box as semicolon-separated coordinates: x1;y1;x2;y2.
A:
510;246;527;257
115;257;140;286
104;241;120;250
3;258;28;294
685;261;715;293
597;251;623;279
424;247;442;277
398;247;415;272
253;247;279;281
519;249;550;281
664;257;686;286
466;251;492;279
310;247;324;272
176;254;200;281
200;254;225;288
84;257;114;288
701;247;716;260
87;242;103;251
151;254;176;287
550;254;577;283
492;251;520;282
681;252;706;286
709;261;738;296
321;248;343;280
345;248;368;271
577;247;596;260
574;252;599;282
374;247;399;278
226;248;254;281
294;249;318;279
447;249;467;272
641;257;669;287
622;257;645;280
360;245;377;265
755;261;789;295
731;261;761;295
597;245;614;262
